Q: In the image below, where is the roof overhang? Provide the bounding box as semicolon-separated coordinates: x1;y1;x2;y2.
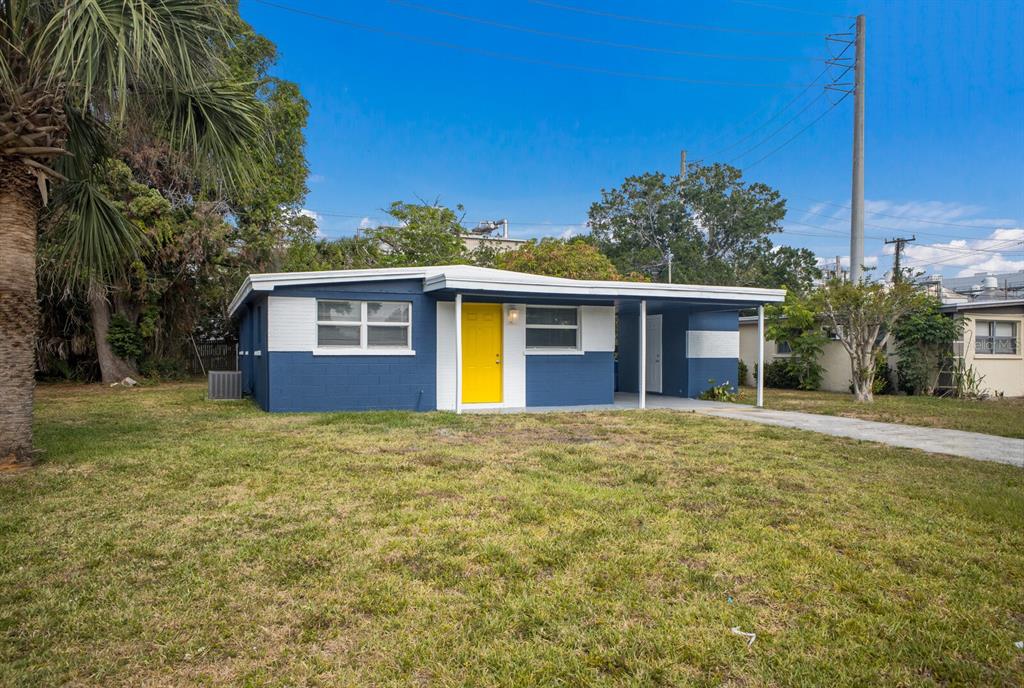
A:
228;265;786;317
940;298;1024;313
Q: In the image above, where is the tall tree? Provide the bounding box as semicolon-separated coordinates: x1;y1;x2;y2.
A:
1;0;264;462
589;164;819;290
366;201;471;267
812;279;924;402
495;237;639;280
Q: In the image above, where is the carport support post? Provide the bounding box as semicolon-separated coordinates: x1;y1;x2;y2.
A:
639;299;647;409
455;293;463;414
756;305;765;408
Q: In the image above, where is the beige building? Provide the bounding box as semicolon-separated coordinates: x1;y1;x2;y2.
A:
738;299;1024;397
944;300;1024;397
739;318;855;392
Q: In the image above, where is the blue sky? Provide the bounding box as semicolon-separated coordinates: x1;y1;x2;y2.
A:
242;0;1024;277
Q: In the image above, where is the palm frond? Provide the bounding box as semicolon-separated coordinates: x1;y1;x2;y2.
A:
44;175;145;287
158;79;268;189
36;0;232;114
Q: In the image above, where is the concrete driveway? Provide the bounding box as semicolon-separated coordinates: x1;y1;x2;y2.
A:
632;394;1023;467
471;393;1024;466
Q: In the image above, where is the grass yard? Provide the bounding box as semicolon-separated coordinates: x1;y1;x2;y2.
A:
736;387;1024;439
1;383;1023;687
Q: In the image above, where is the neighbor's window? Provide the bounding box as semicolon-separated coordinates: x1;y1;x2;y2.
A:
317;300;411;350
525;306;580;349
976;320;1018;355
776;340;793;355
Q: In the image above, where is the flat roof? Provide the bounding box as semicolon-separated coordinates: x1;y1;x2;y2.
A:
940;298;1024;313
228;265;785;317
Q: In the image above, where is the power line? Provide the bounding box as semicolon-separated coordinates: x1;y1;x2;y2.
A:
527;0;826;37
710;41;852;158
726;90;828;162
795;197;1020;230
389;0;818;63
742;91;851;169
787;206;1012;241
709;65;832;156
730;0;856;20
249;0;819;88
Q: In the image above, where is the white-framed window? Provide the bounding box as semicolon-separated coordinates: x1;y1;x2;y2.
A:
525;305;580;350
976;319;1018;355
775;340;793;355
317;299;412;351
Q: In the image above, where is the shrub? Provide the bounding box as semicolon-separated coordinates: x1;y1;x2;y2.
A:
763;359;801;389
737;359;749;386
107;314;143;361
699;379;737;402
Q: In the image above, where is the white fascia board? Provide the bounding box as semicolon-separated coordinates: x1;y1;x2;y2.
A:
425;275;786;303
227;267;433;317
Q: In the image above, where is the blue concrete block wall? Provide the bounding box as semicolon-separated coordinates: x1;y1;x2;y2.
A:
660;308;690;398
251;296;270;411
526;352;614;406
260;280;437;412
685;310;740;398
617;315;639;394
267;353;435;411
238;305;253;396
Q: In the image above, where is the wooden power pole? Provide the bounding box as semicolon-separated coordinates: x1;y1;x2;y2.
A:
885;235;915;283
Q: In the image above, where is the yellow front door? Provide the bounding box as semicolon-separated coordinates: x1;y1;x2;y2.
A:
462;303;503;403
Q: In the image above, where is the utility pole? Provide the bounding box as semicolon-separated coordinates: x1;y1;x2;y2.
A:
885;235;915;283
849;14;866;282
669;149;687;283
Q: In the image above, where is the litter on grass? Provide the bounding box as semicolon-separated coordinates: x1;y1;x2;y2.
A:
731;626;756;647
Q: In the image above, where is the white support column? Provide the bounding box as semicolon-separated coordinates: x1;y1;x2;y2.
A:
455;293;463;414
756;304;765;408
639;300;647;409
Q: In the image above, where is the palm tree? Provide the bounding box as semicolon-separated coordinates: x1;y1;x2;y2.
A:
1;1;265;462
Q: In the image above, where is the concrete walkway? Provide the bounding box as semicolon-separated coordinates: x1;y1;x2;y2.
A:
468;394;1024;466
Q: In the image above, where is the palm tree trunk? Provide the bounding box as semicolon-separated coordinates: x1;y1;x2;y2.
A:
0;187;39;463
88;289;139;384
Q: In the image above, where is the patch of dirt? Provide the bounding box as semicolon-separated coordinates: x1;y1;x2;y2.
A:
0;453;33;474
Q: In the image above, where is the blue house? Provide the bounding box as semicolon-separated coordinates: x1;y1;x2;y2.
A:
228;266;782;412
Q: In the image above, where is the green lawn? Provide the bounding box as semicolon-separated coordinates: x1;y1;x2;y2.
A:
2;383;1023;686
736;387;1024;439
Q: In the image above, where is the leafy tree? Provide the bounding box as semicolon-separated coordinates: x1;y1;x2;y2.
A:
365;201;471;267
282;233;382;273
765;291;827;390
496;238;628;280
589;172;687;279
893;297;963;395
811;279;925;402
1;0;264;461
589;164;819;291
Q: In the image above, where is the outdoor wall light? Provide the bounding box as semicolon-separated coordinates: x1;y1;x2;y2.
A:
507;306;520;324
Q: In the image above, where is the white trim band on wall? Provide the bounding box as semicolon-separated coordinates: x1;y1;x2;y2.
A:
686;330;740;359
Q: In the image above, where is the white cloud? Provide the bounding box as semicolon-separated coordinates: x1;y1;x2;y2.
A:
901;227;1024;274
298;208;319;221
799;199;1014;233
359;216;375;229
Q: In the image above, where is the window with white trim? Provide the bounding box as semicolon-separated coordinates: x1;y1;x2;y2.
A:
976;319;1018;355
525;306;580;349
317;300;412;350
